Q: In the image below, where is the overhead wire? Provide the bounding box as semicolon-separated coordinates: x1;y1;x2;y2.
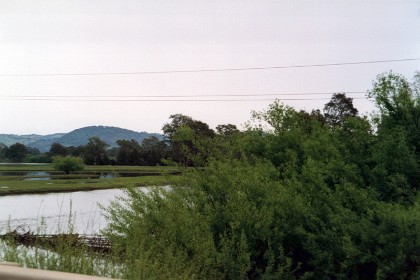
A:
0;57;410;102
0;91;366;99
0;97;367;102
0;90;369;102
0;58;418;77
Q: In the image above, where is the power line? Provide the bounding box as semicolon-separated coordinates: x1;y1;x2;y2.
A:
0;97;367;102
0;91;366;98
0;58;418;77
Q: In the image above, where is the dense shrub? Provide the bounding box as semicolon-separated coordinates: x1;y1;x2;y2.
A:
52;156;85;174
103;73;419;279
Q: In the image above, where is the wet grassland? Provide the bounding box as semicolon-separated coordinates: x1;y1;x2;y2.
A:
0;164;179;195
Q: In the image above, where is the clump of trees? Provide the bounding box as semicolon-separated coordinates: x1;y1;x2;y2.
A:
116;136;167;166
0;142;48;163
103;72;420;279
48;136;169;166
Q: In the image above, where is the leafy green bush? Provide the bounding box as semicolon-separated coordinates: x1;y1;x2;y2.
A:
52;156;85;174
104;159;419;279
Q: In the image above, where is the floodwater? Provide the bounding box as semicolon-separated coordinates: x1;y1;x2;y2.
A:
0;187;163;235
0;171;161;180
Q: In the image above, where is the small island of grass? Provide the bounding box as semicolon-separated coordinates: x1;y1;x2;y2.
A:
0;164;179;195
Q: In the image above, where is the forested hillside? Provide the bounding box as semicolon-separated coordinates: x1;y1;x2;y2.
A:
0;133;64;148
0;126;162;153
103;72;419;279
56;126;162;148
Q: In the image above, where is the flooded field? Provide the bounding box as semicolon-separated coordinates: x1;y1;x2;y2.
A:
0;171;163;181
0;186;170;235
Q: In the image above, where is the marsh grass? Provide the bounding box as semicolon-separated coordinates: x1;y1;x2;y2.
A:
0;239;123;278
0;164;178;195
0;200;124;278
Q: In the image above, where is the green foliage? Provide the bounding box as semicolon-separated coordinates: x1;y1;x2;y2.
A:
368;71;415;116
104;160;286;279
116;139;142;165
0;143;7;162
368;72;420;200
83;137;109;165
163;114;216;167
49;142;69;157
0;238;122;278
24;154;51;163
323;93;358;128
103;75;420;278
116;137;168;166
5;142;27;162
368;71;420;162
370;127;418;202
52;156;85;174
216;124;240;137
140;136;168;166
104;157;419;279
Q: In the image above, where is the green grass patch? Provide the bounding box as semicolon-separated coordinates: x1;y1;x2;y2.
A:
0;164;179;195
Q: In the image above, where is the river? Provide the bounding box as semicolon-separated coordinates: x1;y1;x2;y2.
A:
0;187;156;235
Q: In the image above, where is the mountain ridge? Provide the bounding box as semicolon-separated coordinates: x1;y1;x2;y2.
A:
0;126;163;152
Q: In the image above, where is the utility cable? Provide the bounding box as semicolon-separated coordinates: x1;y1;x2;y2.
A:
0;97;367;102
0;58;418;77
0;91;366;99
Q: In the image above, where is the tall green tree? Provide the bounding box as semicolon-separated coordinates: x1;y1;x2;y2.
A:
323;93;359;128
49;143;69;157
5;143;27;162
140;136;167;166
116;139;142;165
83;137;109;165
0;143;7;162
368;72;420;201
163;114;215;166
216;124;239;137
368;71;420;156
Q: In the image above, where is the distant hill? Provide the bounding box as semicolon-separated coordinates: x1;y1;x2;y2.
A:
0;133;64;148
56;126;163;148
0;126;163;152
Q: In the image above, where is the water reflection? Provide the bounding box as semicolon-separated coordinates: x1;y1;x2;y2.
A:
24;172;51;181
0;187;170;235
0;171;163;180
0;189;122;234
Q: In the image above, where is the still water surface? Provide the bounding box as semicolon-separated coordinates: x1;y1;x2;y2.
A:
0;171;158;180
0;187;157;235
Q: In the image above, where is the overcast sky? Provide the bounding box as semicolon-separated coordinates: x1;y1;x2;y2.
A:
0;0;419;135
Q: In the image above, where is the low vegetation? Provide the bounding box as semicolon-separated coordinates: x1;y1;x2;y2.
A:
0;237;123;278
0;165;178;195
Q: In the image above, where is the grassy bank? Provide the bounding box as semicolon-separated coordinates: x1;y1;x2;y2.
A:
0;164;179;195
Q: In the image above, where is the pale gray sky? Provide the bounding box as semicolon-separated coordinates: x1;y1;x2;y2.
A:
0;0;419;135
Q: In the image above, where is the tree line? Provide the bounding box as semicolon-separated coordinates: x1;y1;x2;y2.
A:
0;117;240;167
0;135;168;166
